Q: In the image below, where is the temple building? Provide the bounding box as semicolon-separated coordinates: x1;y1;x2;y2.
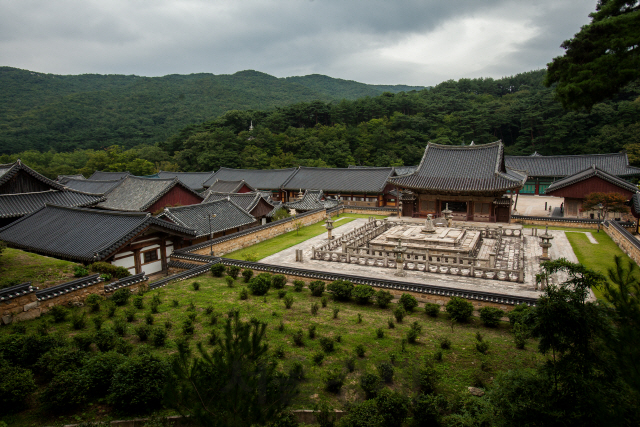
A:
204;167;298;201
389;141;526;223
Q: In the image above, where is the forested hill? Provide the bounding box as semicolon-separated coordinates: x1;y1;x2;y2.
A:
0;67;424;154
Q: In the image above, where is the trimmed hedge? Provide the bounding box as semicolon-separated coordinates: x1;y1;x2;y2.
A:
89;261;130;279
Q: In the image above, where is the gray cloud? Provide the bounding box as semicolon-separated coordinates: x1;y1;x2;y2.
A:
0;0;597;86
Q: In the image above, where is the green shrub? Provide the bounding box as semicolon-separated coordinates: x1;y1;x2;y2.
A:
324;368;346;393
418;364;439;394
292;329;304;346
267;411;299;427
273;345;285;359
338;400;382;426
248;273;271;295
293;280;305;292
311;302;319;315
479;307;504;327
272;274;287;289
445;296;474;322
72;333;93;351
513;322;529;349
283;295;294;309
71;311;87;330
82;351;125;397
388;318;395;328
100;273;112;281
151;327;167;347
439;336;452;350
278;289;287;299
240;287;249;300
357;313;363;324
85;294;103;312
476;340;489;354
225;276;235;287
74;265;88;277
308;280;325;296
192;281;201;291
227;265;241;279
108;352;169;412
105;300;117;317
399;293;418;312
308;324;317;339
375;328;384;339
393;306;406;322
345;357;356;372
111;288;132;306
375;290;394;308
145;312;154;325
335;334;342;343
333;308;339;319
424;303;440;317
124;308;136;322
172;299;179;307
92;315;104;330
321;295;328;307
375;389;410;427
50;305;67;323
113;317;127;336
242;269;254;283
35;346;86;380
327;280;354;301
433;349;443;361
133;295;144;309
360;372;382;399
289;361;304;380
377;361;394;383
94;328;117;352
319;337;335;353
312;351;325;365
353;284;375;304
41;370;89;411
211;263;226;277
89;261;130;279
507;303;531;325
134;324;151;341
313;401;337;427
407;328;418;344
277;320;285;331
355;344;366;358
412;393;446;427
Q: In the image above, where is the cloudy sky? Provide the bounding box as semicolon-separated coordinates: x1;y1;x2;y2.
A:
0;0;596;86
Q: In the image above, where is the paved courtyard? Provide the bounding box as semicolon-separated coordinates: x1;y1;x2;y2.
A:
259;217;587;300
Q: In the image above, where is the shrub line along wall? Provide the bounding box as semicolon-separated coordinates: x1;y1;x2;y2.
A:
604;220;640;266
0;273;148;325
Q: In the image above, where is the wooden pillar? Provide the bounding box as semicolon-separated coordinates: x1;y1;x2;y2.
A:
160;237;167;272
133;249;141;274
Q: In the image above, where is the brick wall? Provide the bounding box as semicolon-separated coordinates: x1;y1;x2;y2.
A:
192;209;327;257
605;223;640;266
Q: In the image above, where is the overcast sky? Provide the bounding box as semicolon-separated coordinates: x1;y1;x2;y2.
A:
0;0;596;86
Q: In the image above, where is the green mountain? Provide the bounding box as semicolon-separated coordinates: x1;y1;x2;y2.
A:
0;67;424;154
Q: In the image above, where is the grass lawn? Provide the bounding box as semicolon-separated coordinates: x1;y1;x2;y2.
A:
1;274;543;426
224;214;389;261
0;248;76;290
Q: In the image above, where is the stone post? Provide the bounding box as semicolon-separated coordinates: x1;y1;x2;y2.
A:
489;252;496;268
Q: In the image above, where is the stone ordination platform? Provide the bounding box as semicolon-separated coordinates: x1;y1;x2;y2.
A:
371;225;481;255
259;218;583;300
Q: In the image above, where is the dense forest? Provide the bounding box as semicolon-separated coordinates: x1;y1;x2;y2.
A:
1;69;639;179
0;67;422;154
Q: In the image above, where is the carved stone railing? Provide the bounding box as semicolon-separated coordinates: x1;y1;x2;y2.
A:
314;218;391;252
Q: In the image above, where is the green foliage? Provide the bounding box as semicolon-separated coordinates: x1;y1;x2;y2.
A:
164;314;299;426
240;287;249;300
41;370;90;411
308;324;317;339
513;322;529;350
210;263;226;277
476;341;489;354
406;328;418;344
377;361;394;383
417;364;439;394
360;372;382;399
94;328;117;352
225;276;235;287
375;328;384;339
72;333;93;351
333;308;340;319
375;389;410;427
507;303;531;325
111;288;132;306
336;399;382;427
412;393;446;427
312;351;325;365
248;273;272;296
49;305;67;323
227;265;241;279
353;284;375;304
324;368;346;393
74;265;88;277
308;280;326;296
242;269;254;283
133;294;144;309
82;351;126;397
375;290;393;309
124;308;136;322
109;352;169;413
439;336;451;350
321;296;328;307
71;310;87;330
134;324;151;342
278;289;287;299
272;208;292;221
445;296;474;322
85;294;103;312
327;280;354;301
151;327;167;347
424;303;440;317
311;302;319;315
355;344;366;358
89;262;130;279
292;329;304;347
293;280;305;292
393;306;406;323
398;294;418;312
283;295;294;309
319;337;335;353
272;274;287;289
192;281;201;291
479;306;504;327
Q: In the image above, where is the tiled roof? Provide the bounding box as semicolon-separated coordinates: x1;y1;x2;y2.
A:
0;160;65;191
282;167;394;193
206;179;255;193
63;178;123;195
88;171;131;180
545;165;639;194
266;201;284;218
97;176;203;212
631;193;640;215
205;167;298;190
393;166;418;176
0;190;105;219
202;192;274;213
389;141;526;193
505;152;640;178
0;205;196;263
285;190;326;211
160;199;256;237
57;174;86;184
157;171;215;192
0;282;36;301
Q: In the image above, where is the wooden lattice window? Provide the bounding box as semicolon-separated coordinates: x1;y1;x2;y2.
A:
420;199;436;212
143;250;159;264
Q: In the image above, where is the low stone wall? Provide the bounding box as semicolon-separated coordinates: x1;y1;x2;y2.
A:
604;221;640;266
1;291;39;324
511;216;600;229
190;209;327;257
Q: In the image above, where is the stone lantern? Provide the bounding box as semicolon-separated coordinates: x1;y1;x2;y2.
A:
325;216;335;240
442;203;453;227
421;214;436;234
539;226;554;260
394;238;407;277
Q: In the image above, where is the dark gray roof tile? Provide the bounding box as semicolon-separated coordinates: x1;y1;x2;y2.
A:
505;152;640;178
283;167;394;193
0;160;65;191
285;190;326;211
88;171;130;180
57;174;86;184
206;179;255;193
545;165;638;194
202;192;274;213
0;190;105;219
63;178;123;195
160;199;256;237
205;167;298;190
157;171;215;192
